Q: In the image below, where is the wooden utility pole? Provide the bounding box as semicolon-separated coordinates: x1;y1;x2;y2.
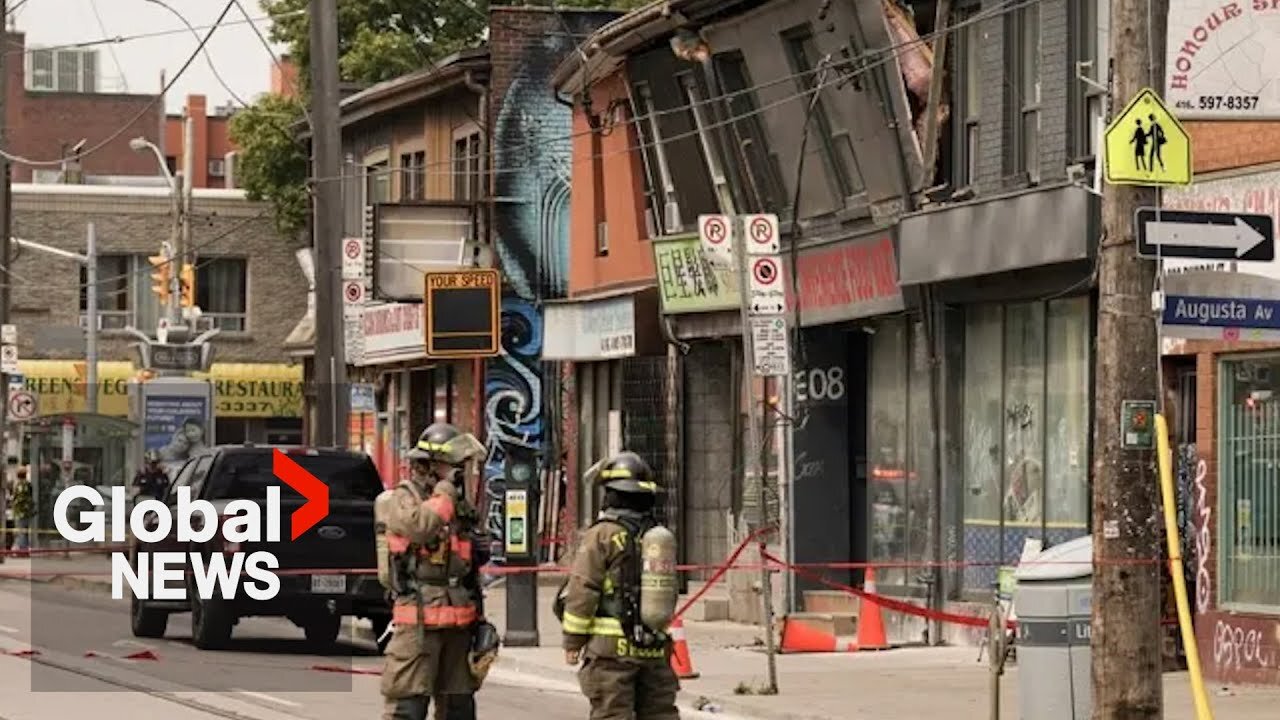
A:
1092;1;1169;718
309;0;347;446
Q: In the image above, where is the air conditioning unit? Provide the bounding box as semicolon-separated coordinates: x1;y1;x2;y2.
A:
32;169;62;184
208;158;226;177
25;47;97;92
663;200;683;235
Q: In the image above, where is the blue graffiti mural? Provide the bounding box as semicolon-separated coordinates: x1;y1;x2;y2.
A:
483;298;544;563
484;10;617;563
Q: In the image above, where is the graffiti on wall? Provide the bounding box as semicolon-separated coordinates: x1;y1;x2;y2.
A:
483;24;579;562
1191;452;1212;615
1176;444;1206;612
483;298;544;563
1212;619;1277;674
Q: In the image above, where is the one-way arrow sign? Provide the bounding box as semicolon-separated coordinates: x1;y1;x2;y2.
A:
1135;208;1275;262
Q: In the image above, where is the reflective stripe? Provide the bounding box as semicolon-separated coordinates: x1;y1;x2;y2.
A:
418;441;450;452
600;468;633;479
387;534;411;553
451;535;473;561
425;494;455;523
392;603;478;628
562;612;625;637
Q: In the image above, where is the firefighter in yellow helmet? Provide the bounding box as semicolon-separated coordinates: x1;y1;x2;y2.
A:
559;451;680;720
378;422;491;720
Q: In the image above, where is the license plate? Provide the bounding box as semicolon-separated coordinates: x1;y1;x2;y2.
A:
311;574;347;594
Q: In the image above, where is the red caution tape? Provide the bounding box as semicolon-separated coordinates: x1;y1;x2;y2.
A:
123;649;159;661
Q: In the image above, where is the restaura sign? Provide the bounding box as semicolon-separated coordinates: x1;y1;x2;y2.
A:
1166;3;1280;118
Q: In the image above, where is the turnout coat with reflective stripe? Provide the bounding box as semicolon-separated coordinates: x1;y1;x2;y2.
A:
384;481;480;628
562;518;666;659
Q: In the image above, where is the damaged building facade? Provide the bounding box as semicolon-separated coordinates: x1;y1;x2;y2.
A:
553;0;1108;642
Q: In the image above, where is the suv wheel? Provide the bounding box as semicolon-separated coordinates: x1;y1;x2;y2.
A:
191;596;233;650
304;614;341;650
130;595;169;638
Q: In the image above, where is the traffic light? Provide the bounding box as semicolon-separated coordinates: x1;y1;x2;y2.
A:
179;263;196;308
149;255;171;304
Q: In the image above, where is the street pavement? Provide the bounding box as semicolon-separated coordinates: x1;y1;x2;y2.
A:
0;579;747;720
6;555;1280;719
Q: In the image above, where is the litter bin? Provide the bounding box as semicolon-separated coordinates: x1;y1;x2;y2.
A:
1013;535;1093;720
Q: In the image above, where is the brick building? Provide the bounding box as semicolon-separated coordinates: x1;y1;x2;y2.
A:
162;95;237;189
7;32;164;184
8;184;309;451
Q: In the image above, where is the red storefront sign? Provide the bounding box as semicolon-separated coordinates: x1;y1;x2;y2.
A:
783;234;902;323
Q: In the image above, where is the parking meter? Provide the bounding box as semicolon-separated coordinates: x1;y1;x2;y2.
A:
502;447;540;647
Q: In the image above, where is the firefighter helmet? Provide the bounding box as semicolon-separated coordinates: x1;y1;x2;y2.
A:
406;422;484;465
587;451;660;495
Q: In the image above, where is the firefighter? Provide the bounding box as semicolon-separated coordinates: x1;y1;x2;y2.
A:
560;451;680;720
378;422;486;720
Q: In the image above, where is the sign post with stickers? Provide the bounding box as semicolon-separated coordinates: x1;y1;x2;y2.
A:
728;213;782;693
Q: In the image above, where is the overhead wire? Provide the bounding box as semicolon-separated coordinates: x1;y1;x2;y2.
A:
4;8;295;57
86;0;130;92
303;0;1044;187
231;0;313;131
0;0;239;167
143;0;252;109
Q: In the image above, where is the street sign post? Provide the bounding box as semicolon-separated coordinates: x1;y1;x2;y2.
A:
1103;88;1192;187
699;214;733;266
744;213;780;255
1135;208;1274;261
0;345;18;374
748;255;786;315
7;389;36;421
750;316;790;377
341;237;365;280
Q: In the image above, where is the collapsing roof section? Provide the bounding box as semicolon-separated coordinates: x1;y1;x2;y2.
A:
552;0;938;197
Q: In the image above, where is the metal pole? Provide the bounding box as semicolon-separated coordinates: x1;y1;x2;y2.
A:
0;0;9;562
310;0;345;447
181;114;194;279
168;172;182;326
86;224;98;414
732;218;778;694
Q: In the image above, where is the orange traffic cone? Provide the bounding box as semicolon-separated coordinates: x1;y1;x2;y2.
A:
668;618;699;679
855;568;890;651
780;616;856;653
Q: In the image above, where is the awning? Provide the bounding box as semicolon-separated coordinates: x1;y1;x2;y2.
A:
14;360;304;419
542;286;665;361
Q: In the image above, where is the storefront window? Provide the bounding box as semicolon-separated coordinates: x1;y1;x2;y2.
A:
962;297;1091;593
869;317;909;586
1218;355;1280;612
1045;298;1090;535
868;317;937;589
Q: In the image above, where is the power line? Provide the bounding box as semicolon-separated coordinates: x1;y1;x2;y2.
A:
4;8;297;58
232;0;313;131
144;0;251;109
305;0;1041;185
0;0;238;167
86;0;129;92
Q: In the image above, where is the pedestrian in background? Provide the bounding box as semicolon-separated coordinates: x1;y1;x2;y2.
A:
11;466;32;552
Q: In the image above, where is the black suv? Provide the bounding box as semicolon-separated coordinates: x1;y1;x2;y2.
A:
128;445;391;650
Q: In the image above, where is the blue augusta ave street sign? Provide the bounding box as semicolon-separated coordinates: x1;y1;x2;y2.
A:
1162;295;1280;330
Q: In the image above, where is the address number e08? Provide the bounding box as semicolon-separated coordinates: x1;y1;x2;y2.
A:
793;367;845;403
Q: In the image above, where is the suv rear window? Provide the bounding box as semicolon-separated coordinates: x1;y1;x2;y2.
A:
206;450;383;501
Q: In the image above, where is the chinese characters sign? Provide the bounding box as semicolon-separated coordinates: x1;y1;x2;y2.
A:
652;235;740;314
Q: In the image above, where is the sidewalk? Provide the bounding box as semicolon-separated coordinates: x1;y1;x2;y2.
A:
5;554;1280;719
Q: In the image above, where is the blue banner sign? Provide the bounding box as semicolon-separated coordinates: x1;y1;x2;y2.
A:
1163;295;1280;330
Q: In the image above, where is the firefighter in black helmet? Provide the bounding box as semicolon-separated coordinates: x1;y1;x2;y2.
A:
560;451;680;720
378;421;493;720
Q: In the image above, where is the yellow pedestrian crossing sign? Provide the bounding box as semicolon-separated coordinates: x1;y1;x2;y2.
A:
1103;88;1192;187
